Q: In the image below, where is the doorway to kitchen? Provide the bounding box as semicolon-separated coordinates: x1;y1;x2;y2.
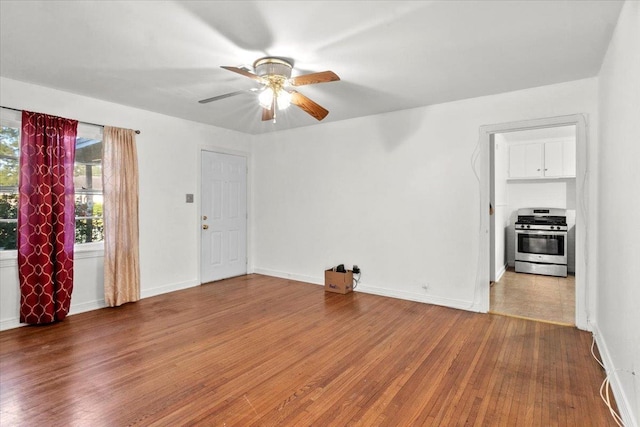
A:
491;126;576;324
482;115;588;328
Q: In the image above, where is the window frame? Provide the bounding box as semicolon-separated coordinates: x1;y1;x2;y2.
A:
0;108;105;254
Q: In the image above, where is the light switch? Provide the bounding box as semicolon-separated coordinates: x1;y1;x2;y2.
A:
186;194;194;203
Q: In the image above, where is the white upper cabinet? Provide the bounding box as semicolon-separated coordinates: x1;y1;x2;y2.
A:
543;140;576;177
509;143;543;178
509;138;576;179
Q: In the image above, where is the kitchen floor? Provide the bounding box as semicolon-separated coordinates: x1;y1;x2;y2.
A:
490;268;575;325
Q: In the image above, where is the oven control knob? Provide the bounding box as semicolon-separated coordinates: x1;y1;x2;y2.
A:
526;225;530;228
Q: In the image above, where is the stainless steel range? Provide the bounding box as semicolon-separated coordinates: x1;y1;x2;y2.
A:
515;208;568;277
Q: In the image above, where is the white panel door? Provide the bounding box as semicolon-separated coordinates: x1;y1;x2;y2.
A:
201;151;247;283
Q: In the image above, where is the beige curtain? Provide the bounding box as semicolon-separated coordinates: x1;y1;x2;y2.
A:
103;126;140;307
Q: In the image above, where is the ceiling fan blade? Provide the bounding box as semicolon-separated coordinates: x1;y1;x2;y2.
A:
262;97;275;121
198;90;246;104
289;71;340;86
221;66;265;83
261;106;274;121
199;88;259;104
289;90;329;121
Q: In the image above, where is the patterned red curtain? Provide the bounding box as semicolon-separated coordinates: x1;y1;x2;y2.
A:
18;111;77;324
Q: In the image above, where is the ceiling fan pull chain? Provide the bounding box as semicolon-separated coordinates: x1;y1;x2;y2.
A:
273;97;277;124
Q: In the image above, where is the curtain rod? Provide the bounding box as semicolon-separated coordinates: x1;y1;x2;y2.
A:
0;106;141;134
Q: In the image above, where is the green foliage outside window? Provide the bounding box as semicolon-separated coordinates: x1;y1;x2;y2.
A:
75;198;104;243
0;126;19;186
0;126;19;250
0;125;104;250
0;194;18;250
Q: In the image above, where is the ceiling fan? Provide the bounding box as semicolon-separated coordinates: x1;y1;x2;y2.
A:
199;57;340;122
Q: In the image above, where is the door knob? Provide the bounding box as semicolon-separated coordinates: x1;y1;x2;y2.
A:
202;224;209;230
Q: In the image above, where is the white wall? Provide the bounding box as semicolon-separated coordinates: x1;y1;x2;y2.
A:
0;77;251;330
252;78;598;312
596;1;640;425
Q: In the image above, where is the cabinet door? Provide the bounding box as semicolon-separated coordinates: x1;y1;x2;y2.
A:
509;143;542;178
561;140;576;177
544;140;576;177
543;141;564;177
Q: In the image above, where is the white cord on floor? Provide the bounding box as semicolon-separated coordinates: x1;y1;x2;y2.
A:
591;334;625;426
353;272;361;289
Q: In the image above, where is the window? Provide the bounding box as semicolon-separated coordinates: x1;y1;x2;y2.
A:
0;124;19;250
74;133;104;245
0;109;104;251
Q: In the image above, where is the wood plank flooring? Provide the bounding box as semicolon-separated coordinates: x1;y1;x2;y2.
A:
491;268;575;325
0;274;615;426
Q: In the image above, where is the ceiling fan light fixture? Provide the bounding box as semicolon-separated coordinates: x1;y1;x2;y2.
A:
277;90;291;109
258;87;274;109
258;87;291;111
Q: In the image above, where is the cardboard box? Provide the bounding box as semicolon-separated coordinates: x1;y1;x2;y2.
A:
324;269;354;294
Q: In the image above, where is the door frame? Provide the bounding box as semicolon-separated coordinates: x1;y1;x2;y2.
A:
197;146;251;284
478;114;591;330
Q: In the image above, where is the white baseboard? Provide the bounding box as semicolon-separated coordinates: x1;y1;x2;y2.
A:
252;268;322;286
356;284;479;312
253;268;479;312
495;264;507;282
1;298;106;331
140;279;200;299
1;280;201;331
592;324;638;427
68;299;106;316
0;318;23;331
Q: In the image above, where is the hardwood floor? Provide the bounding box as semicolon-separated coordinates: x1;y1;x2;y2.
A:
0;274;615;426
490;268;575;325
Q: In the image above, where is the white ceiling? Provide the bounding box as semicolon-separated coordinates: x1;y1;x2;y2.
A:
0;1;624;135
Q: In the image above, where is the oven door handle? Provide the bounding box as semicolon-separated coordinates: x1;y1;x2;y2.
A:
515;229;567;236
